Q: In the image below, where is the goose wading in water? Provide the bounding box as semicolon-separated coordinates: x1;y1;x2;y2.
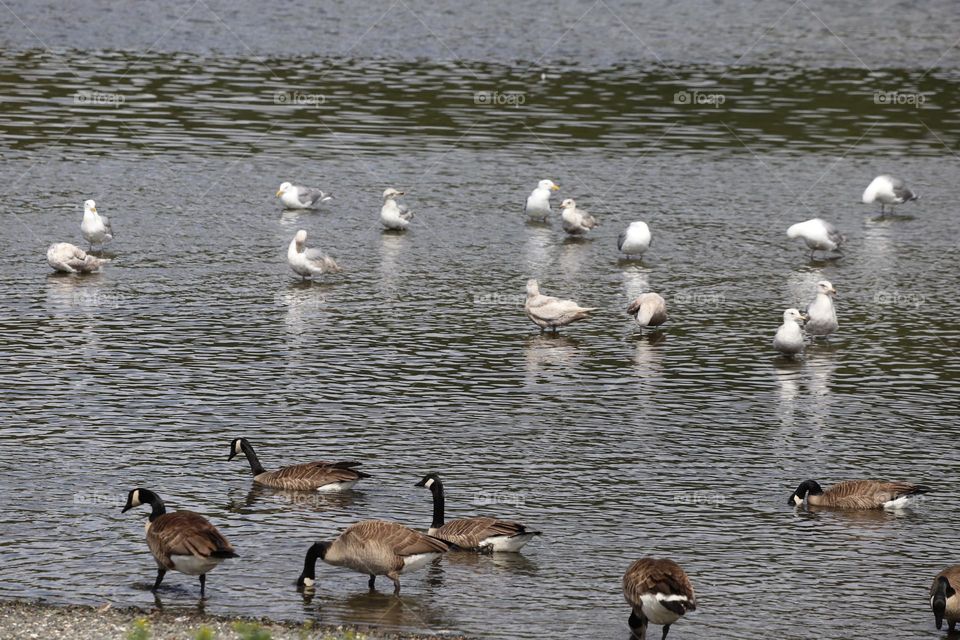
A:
228;437;370;491
788;479;931;510
623;557;696;640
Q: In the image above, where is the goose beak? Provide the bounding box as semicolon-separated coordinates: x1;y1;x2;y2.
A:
228;451;237;461
414;478;426;487
121;503;132;513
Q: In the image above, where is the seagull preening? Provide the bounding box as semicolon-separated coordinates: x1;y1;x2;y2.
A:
524;279;596;332
558;198;598;236
47;243;111;274
786;218;845;260
276;182;333;210
618;221;651;259
80;199;113;250
380;188;414;230
524;179;560;221
287;230;341;279
627;293;667;331
773;308;807;355
862;175;918;215
805;280;838;338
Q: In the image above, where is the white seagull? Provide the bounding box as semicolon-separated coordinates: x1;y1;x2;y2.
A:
287;230;340;279
524;179;560;221
380;188;414;230
773;308;807;355
524;279;596;332
80;199;113;250
276;182;333;210
627;293;667;331
805;280;838;338
47;243;111;274
618;221;651;259
786;218;845;260
862;175;918;215
558;198;598;236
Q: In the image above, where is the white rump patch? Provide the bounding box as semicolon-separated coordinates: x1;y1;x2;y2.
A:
316;481;357;493
883;495;919;510
481;534;536;553
639;593;687;626
170;554;223;576
401;553;440;574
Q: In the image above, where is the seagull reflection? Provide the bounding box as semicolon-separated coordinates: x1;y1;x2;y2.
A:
524;224;554;271
634;332;666;378
773;358;803;427
524;334;582;375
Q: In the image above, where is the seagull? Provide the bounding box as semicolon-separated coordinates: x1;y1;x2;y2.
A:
618;221;651;259
47;242;111;273
380;188;414;230
524;179;560;221
862;175;918;215
276;182;333;210
805;280;838;338
524;279;596;332
773;308;807;355
287;230;340;279
786;218;845;260
627;293;667;331
558;198;598;235
80;199;113;250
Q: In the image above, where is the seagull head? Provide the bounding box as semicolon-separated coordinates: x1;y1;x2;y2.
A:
816;280;837;297
537;179;560;192
382;188;404;200
276;182;293;197
783;308;806;324
83;199;97;213
525;279;540;297
559;198;576;210
294;229;308;247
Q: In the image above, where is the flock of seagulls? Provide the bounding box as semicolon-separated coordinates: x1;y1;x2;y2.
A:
43;171;941;637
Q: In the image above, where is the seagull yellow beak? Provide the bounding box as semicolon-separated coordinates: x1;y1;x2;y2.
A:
275;189;283;197
91;207;97;213
551;184;560;191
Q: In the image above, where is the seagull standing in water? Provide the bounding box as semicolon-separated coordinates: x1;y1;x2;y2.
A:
627;293;667;331
558;199;598;236
786;218;845;260
287;230;340;280
862;175;918;215
47;243;111;274
618;221;651;259
80;199;113;250
805;280;838;338
773;308;807;355
524;179;560;221
380;188;414;230
276;182;333;210
524;279;596;332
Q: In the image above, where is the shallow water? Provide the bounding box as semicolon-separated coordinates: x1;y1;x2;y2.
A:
1;1;959;639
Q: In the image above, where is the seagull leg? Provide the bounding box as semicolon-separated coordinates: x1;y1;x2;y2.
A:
152;567;166;592
368;575;376;591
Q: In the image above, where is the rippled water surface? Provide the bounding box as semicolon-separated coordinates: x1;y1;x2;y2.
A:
1;1;959;639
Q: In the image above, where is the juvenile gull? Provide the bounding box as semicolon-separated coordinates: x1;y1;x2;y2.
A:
618;221;651;259
627;293;667;331
862;174;918;215
276;182;333;210
47;242;110;273
287;229;340;279
558;198;598;236
786;218;845;260
773;308;806;355
805;280;838;338
380;188;414;230
524;279;596;332
80;199;113;249
524;179;560;221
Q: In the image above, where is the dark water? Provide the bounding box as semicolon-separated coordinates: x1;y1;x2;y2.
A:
1;1;959;639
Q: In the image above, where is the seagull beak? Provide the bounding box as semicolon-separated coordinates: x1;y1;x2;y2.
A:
830;288;838;296
397;191;405;196
551;184;560;191
800;314;809;322
275;189;283;197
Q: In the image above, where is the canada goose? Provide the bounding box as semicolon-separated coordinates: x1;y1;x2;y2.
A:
80;199;113;249
297;520;449;595
228;437;369;491
524;279;596;332
380;188;414;230
623;557;696;640
287;229;340;279
862;174;918;215
121;488;237;597
931;566;960;630
805;280;838;338
46;242;111;274
558;198;598;235
786;218;845;260
773;308;807;355
788;479;931;510
618;221;651;259
524;179;560;221
414;473;541;552
627;293;668;331
276;181;333;209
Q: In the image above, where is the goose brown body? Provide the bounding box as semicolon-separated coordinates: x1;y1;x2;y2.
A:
789;479;930;509
229;437;369;491
623;558;696;640
931;565;960;631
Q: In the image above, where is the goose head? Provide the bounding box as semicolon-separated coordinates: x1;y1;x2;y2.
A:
788;479;824;506
297;541;332;588
415;472;443;492
228;437;250;461
121;487;160;513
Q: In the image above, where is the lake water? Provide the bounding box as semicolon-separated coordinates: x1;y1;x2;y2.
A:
1;1;959;638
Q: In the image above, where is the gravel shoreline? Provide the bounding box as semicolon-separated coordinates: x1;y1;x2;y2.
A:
0;600;468;640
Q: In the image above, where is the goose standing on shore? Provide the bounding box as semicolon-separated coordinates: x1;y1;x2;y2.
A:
623;557;696;640
862;174;918;215
287;229;340;279
228;437;369;491
380;188;414;230
80;199;113;250
524;279;596;332
46;243;110;274
524;179;560;221
121;488;238;597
